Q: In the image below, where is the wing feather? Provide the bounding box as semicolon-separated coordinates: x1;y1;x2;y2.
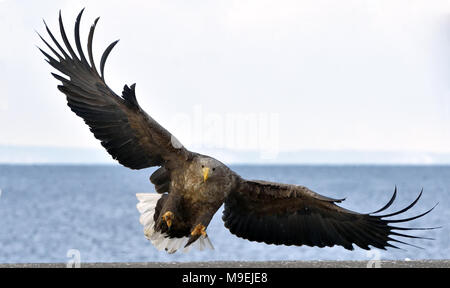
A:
38;10;192;169
223;180;438;250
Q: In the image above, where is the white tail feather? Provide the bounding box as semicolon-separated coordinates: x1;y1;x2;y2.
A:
136;193;214;253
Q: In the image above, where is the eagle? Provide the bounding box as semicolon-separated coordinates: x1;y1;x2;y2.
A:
38;10;438;254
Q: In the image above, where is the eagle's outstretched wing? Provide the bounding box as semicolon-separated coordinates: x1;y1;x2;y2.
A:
38;9;191;170
223;180;438;250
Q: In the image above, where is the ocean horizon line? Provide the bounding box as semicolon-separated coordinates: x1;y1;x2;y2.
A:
1;162;450;167
2;145;450;165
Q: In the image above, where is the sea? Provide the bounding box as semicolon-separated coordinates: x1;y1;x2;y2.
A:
0;164;448;264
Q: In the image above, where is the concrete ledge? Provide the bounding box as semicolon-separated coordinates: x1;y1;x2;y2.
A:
1;260;449;268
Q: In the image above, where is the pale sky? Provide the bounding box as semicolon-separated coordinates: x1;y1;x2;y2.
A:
1;0;450;159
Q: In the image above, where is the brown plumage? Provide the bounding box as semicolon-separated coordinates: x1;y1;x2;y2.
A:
39;10;438;253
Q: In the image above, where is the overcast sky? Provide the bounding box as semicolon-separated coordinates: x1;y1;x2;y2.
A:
1;0;449;160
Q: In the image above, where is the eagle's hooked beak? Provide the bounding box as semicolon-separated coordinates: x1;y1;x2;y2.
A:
203;167;210;182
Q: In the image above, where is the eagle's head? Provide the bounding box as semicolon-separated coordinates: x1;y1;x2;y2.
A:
196;157;228;183
189;156;238;200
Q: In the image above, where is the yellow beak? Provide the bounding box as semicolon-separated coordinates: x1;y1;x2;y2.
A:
203;167;210;182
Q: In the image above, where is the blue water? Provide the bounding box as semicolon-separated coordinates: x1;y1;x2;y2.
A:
0;164;448;264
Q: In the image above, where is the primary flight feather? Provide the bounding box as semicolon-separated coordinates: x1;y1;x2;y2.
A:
38;10;438;253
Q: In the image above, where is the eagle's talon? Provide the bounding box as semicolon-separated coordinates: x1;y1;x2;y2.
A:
162;211;174;228
191;224;207;237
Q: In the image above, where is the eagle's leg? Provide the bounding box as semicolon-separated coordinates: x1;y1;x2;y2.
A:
184;224;207;248
184;207;219;248
157;192;183;231
162;211;174;228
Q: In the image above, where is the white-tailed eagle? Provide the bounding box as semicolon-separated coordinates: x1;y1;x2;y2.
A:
38;10;438;254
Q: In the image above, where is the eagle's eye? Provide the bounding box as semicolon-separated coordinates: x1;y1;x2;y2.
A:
201;165;204;168
212;168;216;171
